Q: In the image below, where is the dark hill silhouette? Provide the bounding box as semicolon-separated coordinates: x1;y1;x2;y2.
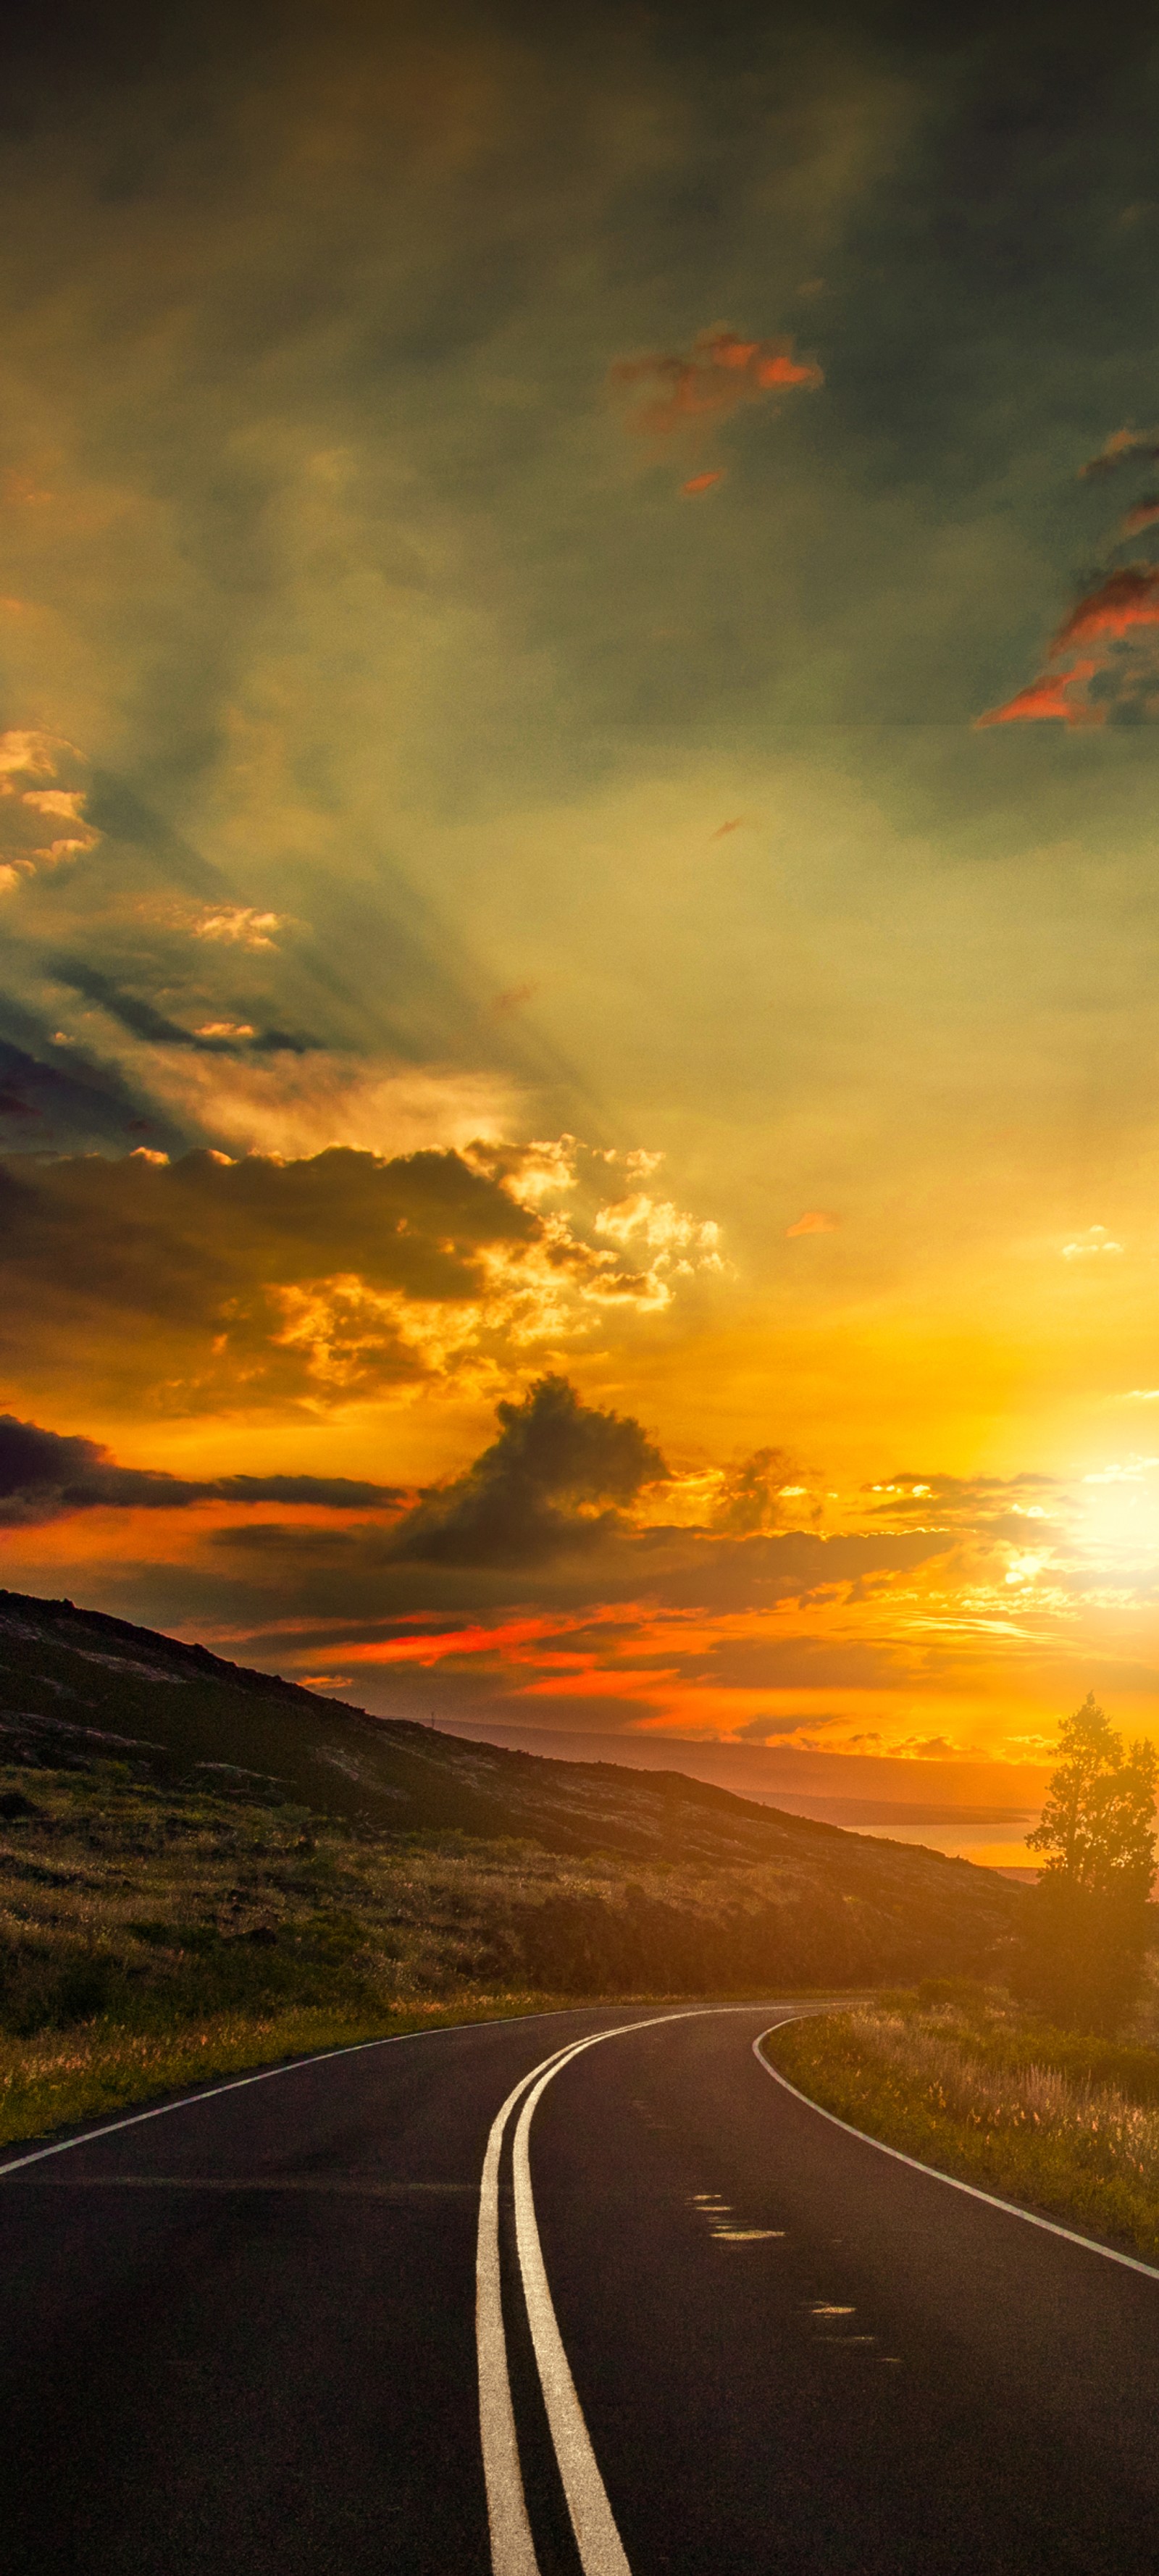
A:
0;1586;1021;1989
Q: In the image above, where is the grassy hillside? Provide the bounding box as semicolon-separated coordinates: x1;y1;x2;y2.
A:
0;1586;1026;2142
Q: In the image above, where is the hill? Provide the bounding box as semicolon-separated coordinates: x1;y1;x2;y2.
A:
0;1584;1021;2004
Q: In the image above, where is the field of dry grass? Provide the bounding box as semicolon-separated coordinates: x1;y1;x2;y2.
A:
766;1988;1159;2263
0;1755;849;2149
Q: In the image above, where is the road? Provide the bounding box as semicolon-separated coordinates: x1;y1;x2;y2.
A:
5;2002;1159;2575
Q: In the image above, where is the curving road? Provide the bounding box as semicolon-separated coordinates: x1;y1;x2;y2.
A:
5;2002;1159;2575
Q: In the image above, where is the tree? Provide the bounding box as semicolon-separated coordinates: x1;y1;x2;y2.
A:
1015;1694;1158;2033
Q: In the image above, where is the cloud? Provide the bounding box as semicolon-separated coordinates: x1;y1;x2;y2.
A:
863;1471;1058;1529
977;568;1159;730
732;1712;838;1741
46;958;314;1056
682;472;726;496
0;730;100;886
594;1189;721;1268
0;1011;185;1157
711;1448;810;1538
1053;565;1159;653
388;1374;668;1566
0;1413;401;1526
135;1053;519;1162
1062;1224;1123;1258
786;1208;839;1236
975;660;1101;729
0;1141;721;1411
190;907;290;950
1082;1455;1159;1486
979;443;1159;727
610;327;822;443
1079;429;1159;479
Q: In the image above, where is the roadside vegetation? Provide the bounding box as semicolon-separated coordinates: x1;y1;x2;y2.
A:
0;1757;887;2150
1018;1693;1159;2033
0;1762;589;2147
766;1981;1159;2262
765;1699;1159;2263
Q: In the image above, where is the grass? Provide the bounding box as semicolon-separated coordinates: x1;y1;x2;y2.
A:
1;1758;806;2151
0;1994;575;2157
766;1990;1159;2263
0;1747;1018;2156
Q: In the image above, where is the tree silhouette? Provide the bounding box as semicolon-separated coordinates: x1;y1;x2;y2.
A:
1016;1695;1158;2033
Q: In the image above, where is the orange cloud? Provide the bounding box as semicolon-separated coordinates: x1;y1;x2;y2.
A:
787;1209;840;1237
979;433;1159;729
975;658;1101;729
682;470;726;495
337;1615;568;1665
1079;428;1159;479
0;729;101;881
191;904;289;949
1052;564;1159;651
611;327;822;440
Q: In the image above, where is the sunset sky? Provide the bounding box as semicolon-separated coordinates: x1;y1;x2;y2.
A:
4;0;1159;1868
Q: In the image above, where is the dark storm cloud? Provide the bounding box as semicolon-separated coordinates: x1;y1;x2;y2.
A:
200;1467;952;1623
390;1373;668;1565
0;1413;401;1526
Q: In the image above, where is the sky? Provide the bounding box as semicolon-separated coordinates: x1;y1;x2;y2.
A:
4;0;1159;1868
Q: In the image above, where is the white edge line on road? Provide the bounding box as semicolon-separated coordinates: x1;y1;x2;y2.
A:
484;2005;792;2576
0;2002;646;2183
0;1996;829;2188
753;2028;1159;2286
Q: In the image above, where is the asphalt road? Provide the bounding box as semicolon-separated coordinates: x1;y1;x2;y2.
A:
5;2002;1159;2576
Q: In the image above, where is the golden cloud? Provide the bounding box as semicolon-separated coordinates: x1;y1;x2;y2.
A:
190;906;291;949
0;1139;723;1415
0;729;100;888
